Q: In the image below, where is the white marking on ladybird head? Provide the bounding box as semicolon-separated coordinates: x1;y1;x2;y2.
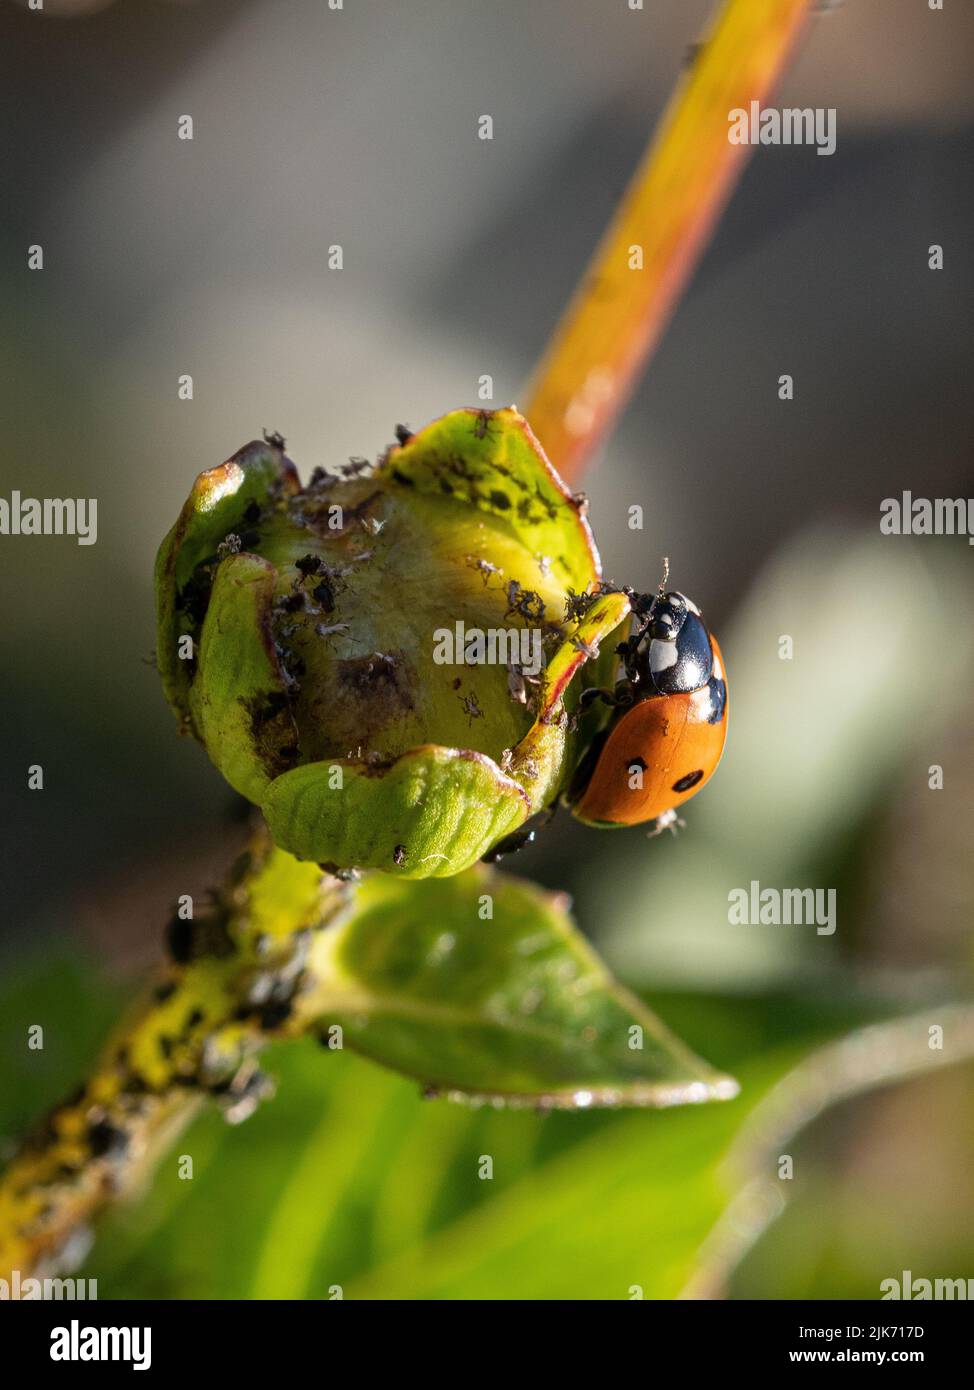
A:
712;651;723;679
650;638;678;673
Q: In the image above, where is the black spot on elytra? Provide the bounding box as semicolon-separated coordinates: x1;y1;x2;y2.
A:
672;769;704;793
705;676;727;725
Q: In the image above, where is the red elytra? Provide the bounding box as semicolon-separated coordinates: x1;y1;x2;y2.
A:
572;636;728;828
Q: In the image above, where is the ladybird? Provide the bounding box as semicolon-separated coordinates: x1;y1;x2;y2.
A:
568;587;727;835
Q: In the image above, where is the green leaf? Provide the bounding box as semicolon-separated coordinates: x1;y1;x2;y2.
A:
39;978;881;1298
313;866;738;1107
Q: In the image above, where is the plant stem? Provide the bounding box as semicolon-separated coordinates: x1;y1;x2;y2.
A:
523;0;814;482
0;830;353;1281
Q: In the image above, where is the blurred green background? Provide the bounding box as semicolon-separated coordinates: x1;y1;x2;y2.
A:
1;0;973;1298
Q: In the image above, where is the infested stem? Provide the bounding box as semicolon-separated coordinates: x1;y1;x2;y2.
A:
0;830;354;1281
523;0;814;482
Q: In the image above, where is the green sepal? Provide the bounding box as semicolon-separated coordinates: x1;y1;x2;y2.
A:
561;599;633;798
508;588;631;810
384;407;599;595
155;440;300;729
190;552;299;802
261;744;531;878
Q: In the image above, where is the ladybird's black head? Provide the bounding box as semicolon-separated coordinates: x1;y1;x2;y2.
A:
644;590;690;641
634;591;713;695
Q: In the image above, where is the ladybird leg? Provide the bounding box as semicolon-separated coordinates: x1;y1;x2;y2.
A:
647;807;685;838
481;806;556;863
578;681;635;711
578;686;610;710
481;825;537;863
616;630;649;684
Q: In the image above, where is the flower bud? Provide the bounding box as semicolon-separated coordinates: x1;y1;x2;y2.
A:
155;408;628;876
